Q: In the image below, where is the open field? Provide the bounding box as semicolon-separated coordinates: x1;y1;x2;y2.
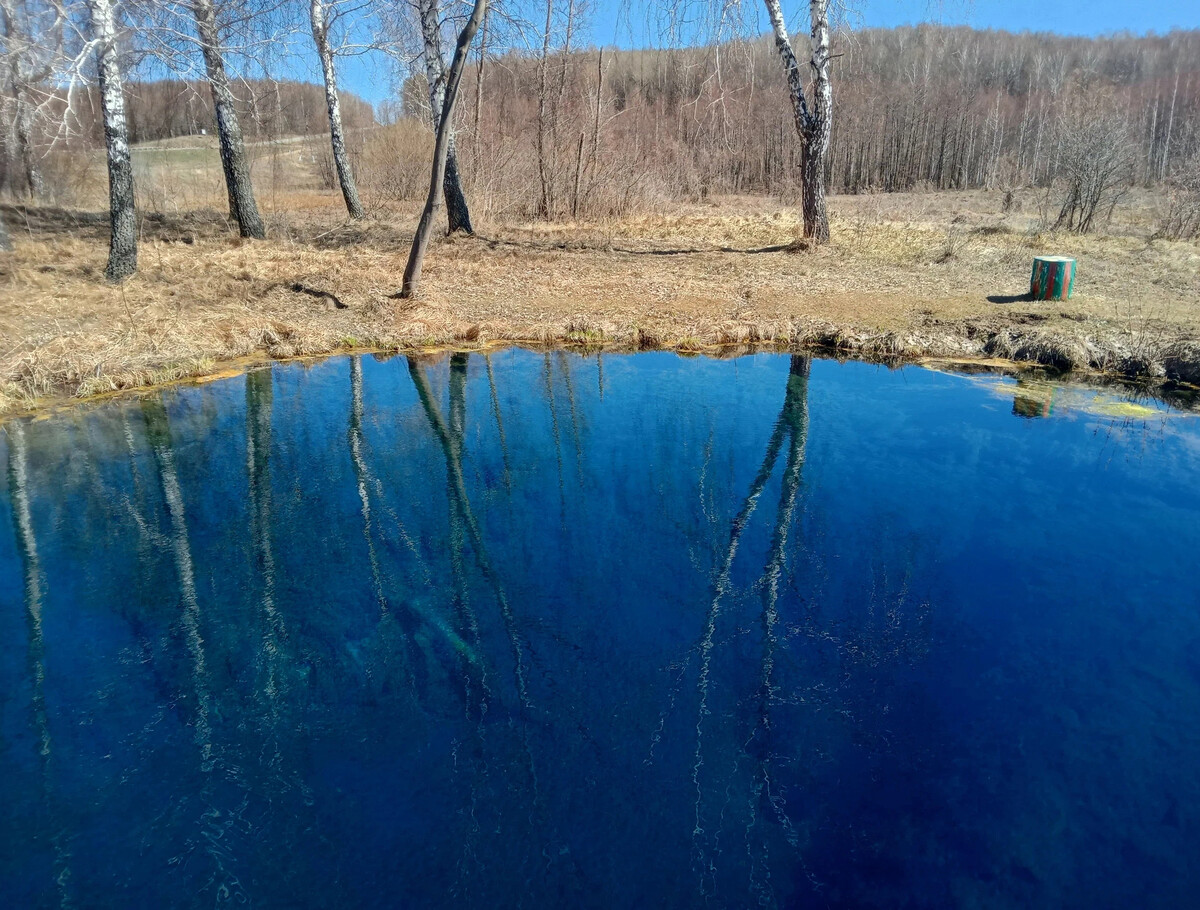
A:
2;187;1199;416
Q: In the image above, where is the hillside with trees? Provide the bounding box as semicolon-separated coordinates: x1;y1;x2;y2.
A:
389;26;1199;218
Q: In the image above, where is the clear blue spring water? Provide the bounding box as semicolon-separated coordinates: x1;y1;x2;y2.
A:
2;351;1199;909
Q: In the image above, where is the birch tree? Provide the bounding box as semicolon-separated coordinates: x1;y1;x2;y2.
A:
414;0;472;233
763;0;832;242
1;0;65;199
308;0;364;219
189;0;266;238
399;0;487;298
87;0;137;279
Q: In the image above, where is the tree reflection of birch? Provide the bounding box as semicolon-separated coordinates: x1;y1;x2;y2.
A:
6;422;74;905
446;354;493;896
141;396;247;905
690;356;811;898
408;356;528;710
542;353;567;522
745;356;810;895
412;354;585;899
348;358;394;617
246;370;288;733
484;354;512;492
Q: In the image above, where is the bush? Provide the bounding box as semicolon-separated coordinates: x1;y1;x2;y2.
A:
1052;113;1133;234
1158;156;1200;241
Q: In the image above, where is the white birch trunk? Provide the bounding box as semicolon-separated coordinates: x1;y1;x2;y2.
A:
763;0;831;241
87;0;137;279
309;0;364;219
191;0;265;239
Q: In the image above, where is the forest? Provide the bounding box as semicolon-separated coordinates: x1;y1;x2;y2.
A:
5;2;1200;255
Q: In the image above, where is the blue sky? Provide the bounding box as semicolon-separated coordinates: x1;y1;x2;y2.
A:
332;0;1200;106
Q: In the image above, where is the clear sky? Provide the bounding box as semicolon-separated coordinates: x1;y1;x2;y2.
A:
332;0;1200;107
859;0;1200;35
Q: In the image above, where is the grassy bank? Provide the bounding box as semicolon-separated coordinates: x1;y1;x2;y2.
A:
2;190;1199;416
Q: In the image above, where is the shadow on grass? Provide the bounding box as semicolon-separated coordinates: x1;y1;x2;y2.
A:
987;292;1035;304
1;204;236;244
476;234;800;256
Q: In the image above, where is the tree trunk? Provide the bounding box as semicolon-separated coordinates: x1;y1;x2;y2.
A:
88;0;137;280
801;122;830;242
191;0;265;239
472;6;488;141
310;0;365;220
763;0;832;242
417;0;473;234
141;396;216;774
442;137;472;233
586;48;604;190
401;0;489;298
802;0;832;241
535;0;553;218
1160;69;1179;182
14;91;43;199
1;0;48;200
0;210;11;251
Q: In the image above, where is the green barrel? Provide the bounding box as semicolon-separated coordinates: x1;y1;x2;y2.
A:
1030;256;1076;300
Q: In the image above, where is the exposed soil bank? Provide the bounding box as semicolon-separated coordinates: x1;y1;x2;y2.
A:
2;196;1198;416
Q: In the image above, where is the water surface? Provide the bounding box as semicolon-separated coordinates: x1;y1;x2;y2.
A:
2;351;1199;908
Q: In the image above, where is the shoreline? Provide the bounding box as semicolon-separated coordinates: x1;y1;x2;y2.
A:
3;331;1197;423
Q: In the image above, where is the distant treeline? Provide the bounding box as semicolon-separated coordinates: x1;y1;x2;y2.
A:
406;24;1200;215
65;78;377;147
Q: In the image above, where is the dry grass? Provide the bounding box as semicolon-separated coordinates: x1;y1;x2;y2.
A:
2;189;1199;416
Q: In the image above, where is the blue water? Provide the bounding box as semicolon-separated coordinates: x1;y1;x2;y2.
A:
2;351;1199;909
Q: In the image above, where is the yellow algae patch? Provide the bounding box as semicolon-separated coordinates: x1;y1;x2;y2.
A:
1089;401;1161;419
190;367;252;385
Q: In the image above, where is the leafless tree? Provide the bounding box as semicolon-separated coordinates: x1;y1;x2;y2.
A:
534;0;551;216
1;0;67;199
415;0;471;232
399;0;487;298
185;0;267;237
308;0;365;218
1159;153;1200;240
87;0;137;278
764;0;832;241
1053;110;1133;234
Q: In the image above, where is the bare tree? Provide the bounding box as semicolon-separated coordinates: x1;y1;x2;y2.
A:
1;0;65;199
308;0;364;218
764;0;832;241
415;0;472;233
1159;154;1200;240
1053;110;1133;234
399;0;487;298
87;0;137;279
189;0;266;237
534;0;551;217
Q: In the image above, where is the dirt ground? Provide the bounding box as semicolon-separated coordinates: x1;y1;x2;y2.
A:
2;188;1199;416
